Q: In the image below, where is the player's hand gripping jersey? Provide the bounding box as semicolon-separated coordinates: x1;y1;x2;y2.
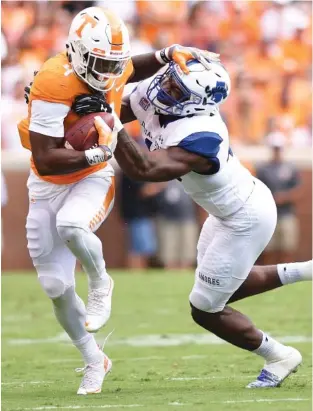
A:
129;74;255;218
18;51;133;185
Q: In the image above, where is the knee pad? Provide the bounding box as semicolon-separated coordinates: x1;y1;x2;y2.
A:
38;276;66;299
57;225;86;244
36;263;73;299
189;282;225;314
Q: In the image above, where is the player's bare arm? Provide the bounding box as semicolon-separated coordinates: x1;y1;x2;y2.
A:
30;131;91;176
114;128;212;182
120;94;137;124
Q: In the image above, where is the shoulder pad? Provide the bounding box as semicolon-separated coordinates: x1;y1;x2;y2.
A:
31;53;90;107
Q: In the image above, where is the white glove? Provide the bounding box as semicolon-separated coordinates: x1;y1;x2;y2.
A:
94;115;118;153
155;44;220;74
111;111;124;133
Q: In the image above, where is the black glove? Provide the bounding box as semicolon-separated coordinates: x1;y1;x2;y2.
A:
72;93;112;116
24;70;38;104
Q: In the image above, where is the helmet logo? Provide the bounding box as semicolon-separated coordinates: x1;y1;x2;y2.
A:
205;81;228;104
76;15;97;38
92;48;106;56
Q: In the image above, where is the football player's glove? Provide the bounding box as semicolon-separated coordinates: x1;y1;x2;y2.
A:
155;45;220;74
85;116;115;166
72;93;112;116
94;115;119;153
24;71;38;104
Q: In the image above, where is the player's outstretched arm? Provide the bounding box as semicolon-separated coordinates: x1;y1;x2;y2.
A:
130;46;220;83
115;131;189;181
114;128;211;182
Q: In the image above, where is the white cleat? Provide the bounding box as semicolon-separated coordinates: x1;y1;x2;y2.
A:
85;277;114;333
77;351;112;395
247;347;302;388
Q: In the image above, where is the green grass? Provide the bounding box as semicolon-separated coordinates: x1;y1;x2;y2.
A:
2;271;312;411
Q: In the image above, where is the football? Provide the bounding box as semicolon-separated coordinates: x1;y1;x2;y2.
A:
64;112;114;151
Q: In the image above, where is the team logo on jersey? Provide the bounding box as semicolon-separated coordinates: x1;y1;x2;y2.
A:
152;136;164;150
139;97;150;111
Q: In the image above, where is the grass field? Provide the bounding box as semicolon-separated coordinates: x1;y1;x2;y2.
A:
2;271;312;411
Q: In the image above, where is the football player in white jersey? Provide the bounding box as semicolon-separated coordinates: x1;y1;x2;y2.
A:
92;58;312;388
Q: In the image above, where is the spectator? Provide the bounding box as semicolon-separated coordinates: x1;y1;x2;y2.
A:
186;2;219;51
156;180;198;270
257;134;301;264
219;2;261;49
1;1;311;148
1;171;8;252
260;0;310;42
1;31;8;60
95;0;136;24
119;170;165;270
2;80;28;150
136;1;188;48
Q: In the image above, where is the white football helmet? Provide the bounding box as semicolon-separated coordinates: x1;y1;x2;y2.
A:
146;60;231;116
67;7;131;91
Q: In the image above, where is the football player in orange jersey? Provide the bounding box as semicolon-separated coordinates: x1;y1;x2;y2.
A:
19;6;219;395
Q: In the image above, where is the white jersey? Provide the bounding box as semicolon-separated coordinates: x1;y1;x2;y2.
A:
129;77;255;218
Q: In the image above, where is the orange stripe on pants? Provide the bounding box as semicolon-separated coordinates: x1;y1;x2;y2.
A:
88;176;115;231
104;176;115;213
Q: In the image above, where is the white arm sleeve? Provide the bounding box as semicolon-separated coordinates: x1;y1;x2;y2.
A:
29;100;70;137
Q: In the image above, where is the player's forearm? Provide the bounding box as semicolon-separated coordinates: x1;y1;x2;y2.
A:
33;148;91;176
114;129;153;180
130;52;163;83
120;97;137;124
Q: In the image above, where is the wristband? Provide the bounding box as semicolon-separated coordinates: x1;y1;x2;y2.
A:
85;147;112;165
155;48;170;65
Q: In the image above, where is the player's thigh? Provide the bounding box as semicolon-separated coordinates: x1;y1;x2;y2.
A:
26;198;76;287
280;214;299;251
56;174;115;233
179;220;198;265
197;215;217;266
190;180;277;313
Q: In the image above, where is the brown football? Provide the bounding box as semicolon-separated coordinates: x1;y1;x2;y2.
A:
64;112;114;151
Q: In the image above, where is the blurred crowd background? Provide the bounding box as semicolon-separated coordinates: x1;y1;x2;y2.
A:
1;1;312;270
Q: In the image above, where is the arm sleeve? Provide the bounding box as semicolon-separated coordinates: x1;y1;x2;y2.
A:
177;131;223;158
29;100;70;138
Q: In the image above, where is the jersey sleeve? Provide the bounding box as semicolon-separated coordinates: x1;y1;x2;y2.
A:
31;71;73;106
177;131;223;159
29;100;70;137
171;116;227;174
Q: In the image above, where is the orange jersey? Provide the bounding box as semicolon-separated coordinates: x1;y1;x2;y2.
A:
18;52;133;185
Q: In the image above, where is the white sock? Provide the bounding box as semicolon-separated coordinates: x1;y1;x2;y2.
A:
253;332;290;362
73;333;102;365
277;261;312;285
